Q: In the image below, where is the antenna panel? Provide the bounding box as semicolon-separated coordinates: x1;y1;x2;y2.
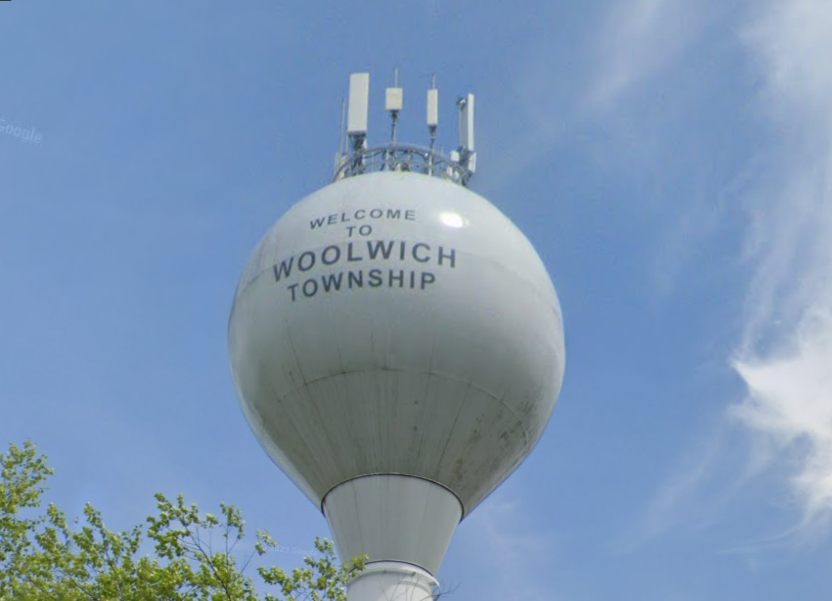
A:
348;73;370;135
427;89;439;127
466;152;477;174
458;93;475;151
385;87;403;112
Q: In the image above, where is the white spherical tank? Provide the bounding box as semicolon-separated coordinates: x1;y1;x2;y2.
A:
229;171;565;585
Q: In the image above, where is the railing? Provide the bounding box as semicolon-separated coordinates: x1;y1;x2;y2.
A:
333;144;472;187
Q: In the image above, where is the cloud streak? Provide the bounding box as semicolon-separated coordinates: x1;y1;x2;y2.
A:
584;0;832;544
586;0;709;110
732;0;832;535
452;494;560;601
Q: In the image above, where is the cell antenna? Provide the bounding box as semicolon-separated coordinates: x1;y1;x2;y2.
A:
385;67;403;144
335;71;477;186
427;73;439;152
347;73;370;151
456;94;476;177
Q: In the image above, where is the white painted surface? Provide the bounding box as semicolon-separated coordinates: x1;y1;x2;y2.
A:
323;475;462;575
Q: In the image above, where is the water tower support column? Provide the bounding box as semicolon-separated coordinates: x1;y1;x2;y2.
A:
348;562;438;601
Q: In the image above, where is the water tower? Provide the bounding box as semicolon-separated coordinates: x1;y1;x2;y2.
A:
229;72;565;601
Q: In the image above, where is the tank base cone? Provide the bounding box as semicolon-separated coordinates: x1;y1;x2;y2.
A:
324;474;462;576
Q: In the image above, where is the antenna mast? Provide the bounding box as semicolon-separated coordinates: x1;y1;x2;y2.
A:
335;71;476;186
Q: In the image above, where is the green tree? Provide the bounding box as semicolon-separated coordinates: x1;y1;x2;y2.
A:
0;441;365;601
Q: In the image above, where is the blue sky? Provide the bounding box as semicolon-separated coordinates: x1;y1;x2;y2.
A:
2;1;831;599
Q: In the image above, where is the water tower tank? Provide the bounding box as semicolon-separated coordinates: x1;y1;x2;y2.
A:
229;73;565;601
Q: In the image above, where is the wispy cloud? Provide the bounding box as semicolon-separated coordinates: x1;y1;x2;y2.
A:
487;0;716;193
732;313;832;534
586;0;710;110
454;494;559;601
582;0;832;545
612;423;750;552
732;0;832;535
634;432;723;544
